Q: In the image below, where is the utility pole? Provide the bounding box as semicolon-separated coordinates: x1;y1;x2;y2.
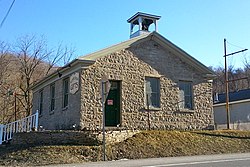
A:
224;38;248;129
224;39;229;129
101;76;110;161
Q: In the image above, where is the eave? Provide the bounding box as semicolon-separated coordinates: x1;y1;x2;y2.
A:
30;59;95;91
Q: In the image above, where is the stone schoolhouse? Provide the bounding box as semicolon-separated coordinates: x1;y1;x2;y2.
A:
32;13;215;130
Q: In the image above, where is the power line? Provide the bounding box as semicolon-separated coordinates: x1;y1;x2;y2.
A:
0;0;16;29
226;40;245;50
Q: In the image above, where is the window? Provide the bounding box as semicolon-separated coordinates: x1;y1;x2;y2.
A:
63;78;69;108
39;89;43;115
50;83;55;111
145;77;160;108
179;81;193;109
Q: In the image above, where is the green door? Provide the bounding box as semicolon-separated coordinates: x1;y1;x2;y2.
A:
105;81;121;127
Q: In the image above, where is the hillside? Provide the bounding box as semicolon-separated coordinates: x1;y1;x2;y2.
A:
1;130;250;166
0;53;58;124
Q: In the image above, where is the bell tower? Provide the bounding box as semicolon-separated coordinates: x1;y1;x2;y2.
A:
127;12;161;38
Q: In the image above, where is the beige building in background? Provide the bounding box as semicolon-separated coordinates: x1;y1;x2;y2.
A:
213;89;250;130
32;12;215;130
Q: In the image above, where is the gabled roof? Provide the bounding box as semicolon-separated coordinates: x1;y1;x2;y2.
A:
32;32;215;91
79;31;215;77
79;33;148;61
214;89;250;104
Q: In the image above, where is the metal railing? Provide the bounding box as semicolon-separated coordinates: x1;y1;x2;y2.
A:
0;111;38;145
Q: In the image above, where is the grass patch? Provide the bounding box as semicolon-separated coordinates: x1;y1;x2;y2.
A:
107;130;250;160
1;130;250;166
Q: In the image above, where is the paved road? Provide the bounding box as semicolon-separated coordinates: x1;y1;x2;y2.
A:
47;153;250;167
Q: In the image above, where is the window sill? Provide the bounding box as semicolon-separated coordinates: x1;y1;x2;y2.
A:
62;106;68;111
144;106;161;111
176;108;195;113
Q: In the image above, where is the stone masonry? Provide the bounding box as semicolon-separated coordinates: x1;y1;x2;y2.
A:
32;70;82;130
80;40;214;130
10;130;140;146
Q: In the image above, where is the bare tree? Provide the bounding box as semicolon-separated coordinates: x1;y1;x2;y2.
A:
0;41;14;123
213;58;250;96
44;43;74;75
13;36;47;116
0;41;10;82
213;66;225;94
243;57;250;88
11;35;74;117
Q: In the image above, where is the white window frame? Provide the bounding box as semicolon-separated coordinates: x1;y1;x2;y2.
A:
63;78;69;108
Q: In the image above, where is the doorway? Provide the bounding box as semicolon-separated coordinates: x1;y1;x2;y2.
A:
105;81;121;127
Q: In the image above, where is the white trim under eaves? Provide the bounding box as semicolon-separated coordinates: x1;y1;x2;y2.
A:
213;99;250;107
31;59;95;92
32;65;83;93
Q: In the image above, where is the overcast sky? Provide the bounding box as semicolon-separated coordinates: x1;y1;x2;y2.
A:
0;0;249;68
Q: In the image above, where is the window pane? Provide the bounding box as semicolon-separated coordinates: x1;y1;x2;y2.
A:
178;90;185;109
145;77;160;108
51;99;55;111
39;90;43;115
145;80;152;93
110;82;118;90
50;84;55;111
63;78;69;108
151;93;160;107
179;81;193;109
185;96;192;109
64;79;69;93
64;94;68;107
186;84;191;95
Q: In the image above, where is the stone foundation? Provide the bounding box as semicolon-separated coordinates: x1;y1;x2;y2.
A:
10;131;100;146
10;130;140;146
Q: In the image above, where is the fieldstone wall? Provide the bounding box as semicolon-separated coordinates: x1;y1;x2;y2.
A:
10;130;139;146
97;130;140;144
11;131;100;146
32;71;82;130
80;40;214;130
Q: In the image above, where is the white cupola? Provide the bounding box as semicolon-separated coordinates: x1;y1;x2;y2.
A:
127;12;161;38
